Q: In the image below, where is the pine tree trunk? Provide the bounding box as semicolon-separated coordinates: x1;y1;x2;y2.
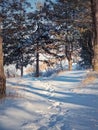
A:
35;51;39;77
68;59;72;71
93;44;98;72
0;34;6;96
65;46;72;71
21;65;23;77
35;42;39;77
20;55;23;77
91;0;98;72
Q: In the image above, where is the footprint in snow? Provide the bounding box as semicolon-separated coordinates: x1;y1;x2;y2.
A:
48;102;62;113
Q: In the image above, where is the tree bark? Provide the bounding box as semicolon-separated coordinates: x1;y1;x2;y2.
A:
35;42;39;77
68;59;72;71
20;54;23;77
0;28;6;96
91;0;98;72
20;65;23;77
65;46;72;71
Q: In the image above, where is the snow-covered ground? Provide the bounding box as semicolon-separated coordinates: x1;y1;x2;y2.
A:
0;70;98;130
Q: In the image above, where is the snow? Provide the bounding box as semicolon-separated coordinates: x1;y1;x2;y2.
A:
0;70;98;130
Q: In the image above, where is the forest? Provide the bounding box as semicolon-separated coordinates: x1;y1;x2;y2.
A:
0;0;98;130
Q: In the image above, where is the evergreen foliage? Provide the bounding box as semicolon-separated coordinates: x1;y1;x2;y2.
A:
0;0;95;76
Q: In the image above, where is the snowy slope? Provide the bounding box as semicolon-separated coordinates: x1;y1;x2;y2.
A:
0;70;98;130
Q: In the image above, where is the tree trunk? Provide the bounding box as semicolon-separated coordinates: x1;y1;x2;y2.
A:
0;31;6;96
20;55;23;77
20;65;23;77
68;59;72;71
91;0;98;72
65;46;72;71
35;42;39;77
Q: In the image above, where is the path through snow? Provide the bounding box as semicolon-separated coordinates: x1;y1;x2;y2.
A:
0;70;98;130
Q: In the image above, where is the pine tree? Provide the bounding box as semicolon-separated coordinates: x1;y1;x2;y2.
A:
2;0;31;76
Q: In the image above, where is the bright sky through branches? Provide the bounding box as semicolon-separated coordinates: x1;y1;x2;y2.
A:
28;0;56;11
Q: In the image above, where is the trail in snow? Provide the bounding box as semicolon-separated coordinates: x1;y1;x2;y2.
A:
0;70;98;130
